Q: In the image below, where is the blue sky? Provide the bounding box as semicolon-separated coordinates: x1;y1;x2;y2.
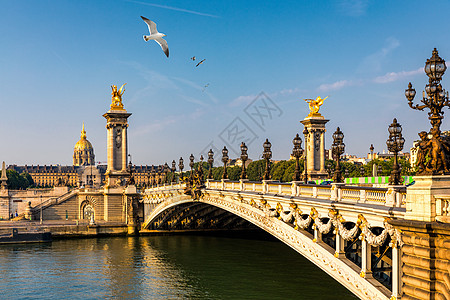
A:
2;0;450;166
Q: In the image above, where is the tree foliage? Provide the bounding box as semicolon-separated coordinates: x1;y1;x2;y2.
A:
5;170;34;190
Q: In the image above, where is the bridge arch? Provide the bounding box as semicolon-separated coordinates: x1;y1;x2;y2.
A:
143;189;392;300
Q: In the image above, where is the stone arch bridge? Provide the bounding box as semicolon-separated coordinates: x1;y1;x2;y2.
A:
142;180;407;300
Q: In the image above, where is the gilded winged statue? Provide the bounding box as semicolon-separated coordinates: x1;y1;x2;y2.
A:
111;83;127;109
304;96;328;117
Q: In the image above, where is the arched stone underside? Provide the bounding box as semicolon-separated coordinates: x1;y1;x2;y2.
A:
143;192;390;300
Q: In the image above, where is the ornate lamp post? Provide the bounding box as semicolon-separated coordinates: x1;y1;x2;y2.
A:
303;127;309;182
178;157;184;182
331;127;345;183
198;155;204;179
164;162;169;184
189;154;194;179
222;146;229;179
292;134;303;181
386;118;405;185
262;139;272;180
240;142;248;179
171;160;176;183
406;48;450;174
207;149;214;179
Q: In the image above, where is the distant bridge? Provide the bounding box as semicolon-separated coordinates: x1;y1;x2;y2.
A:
142;180;406;300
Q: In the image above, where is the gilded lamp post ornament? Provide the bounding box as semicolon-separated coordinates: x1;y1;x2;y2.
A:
331;127;345;183
304;96;328;118
207;149;214;179
387;119;405;185
110;83;127;110
406;48;450;175
262;139;272;180
240;142;248;179
222;146;229;179
292;133;303;181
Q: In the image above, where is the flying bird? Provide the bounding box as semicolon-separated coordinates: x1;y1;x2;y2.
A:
202;83;209;92
191;56;196;61
196;59;206;67
141;16;169;58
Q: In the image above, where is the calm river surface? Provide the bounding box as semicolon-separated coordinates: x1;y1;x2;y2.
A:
0;235;355;299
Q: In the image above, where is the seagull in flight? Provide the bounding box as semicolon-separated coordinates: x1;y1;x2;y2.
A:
196;59;206;67
141;16;169;58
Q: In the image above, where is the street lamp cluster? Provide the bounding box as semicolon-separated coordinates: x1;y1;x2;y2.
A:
405;48;450;175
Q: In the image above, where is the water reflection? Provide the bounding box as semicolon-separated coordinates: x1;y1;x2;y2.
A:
0;235;355;299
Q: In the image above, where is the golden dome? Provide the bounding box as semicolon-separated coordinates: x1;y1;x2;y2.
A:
74;123;94;151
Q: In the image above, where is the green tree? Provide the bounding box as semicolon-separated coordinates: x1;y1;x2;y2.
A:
5;170;34;190
247;160;267;181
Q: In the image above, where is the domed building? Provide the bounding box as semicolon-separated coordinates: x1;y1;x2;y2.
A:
73;123;95;166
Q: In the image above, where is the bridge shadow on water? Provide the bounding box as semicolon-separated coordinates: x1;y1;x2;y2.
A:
139;229;358;300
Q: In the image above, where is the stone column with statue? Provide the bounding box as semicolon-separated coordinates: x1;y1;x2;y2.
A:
300;96;329;180
103;83;132;188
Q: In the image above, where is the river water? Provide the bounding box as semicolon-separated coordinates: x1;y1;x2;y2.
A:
0;234;355;299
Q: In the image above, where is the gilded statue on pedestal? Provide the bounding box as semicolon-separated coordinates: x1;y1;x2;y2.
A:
304;96;328;117
110;83;127;110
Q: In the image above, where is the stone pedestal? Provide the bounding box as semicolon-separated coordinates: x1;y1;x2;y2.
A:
405;175;450;222
300;116;329;180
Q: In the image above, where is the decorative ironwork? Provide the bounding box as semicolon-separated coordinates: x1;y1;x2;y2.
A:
406;48;450;175
262;139;272;180
292;133;303;181
164;162;169;184
207;149;214;179
178;157;184;182
386;118;405;185
331;127;345;183
240;142;248;179
222;146;229;179
189;154;194;179
171;160;176;183
198;155;204;180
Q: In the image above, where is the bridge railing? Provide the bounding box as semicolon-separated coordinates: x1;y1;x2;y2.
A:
144;180;406;208
204;180;405;208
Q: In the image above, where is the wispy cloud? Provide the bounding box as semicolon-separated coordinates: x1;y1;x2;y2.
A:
317;80;356;92
132;116;178;136
358;37;400;73
373;67;422;83
338;0;370;16
124;0;220;18
229;94;258;107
